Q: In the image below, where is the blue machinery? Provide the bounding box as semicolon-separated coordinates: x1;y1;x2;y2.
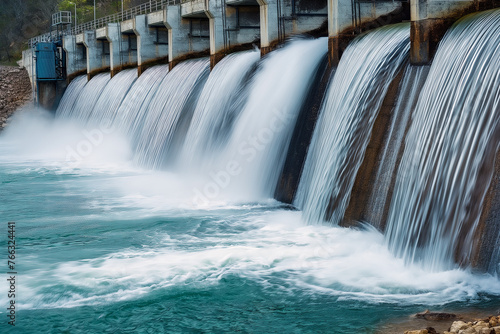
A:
31;12;71;107
35;43;65;82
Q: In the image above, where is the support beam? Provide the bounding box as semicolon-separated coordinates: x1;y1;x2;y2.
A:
104;23;122;77
257;0;279;56
328;0;405;66
62;34;86;79
83;30;107;80
206;1;225;68
134;14;168;76
327;0;352;66
121;19;138;68
410;0;475;65
410;0;432;65
96;26;112;74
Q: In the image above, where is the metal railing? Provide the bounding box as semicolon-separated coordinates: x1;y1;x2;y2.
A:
29;0;180;47
52;11;72;26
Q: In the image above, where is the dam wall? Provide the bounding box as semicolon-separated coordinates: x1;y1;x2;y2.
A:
23;0;491;104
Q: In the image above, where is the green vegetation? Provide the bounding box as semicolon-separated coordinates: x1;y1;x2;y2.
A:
0;0;60;62
0;0;147;63
57;0;124;25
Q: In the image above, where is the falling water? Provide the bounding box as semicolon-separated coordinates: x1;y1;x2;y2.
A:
55;67;168;146
114;65;169;137
87;69;137;126
56;75;87;114
180;50;260;170
364;65;430;230
294;24;410;224
214;38;328;199
134;59;210;169
384;10;500;271
57;73;111;121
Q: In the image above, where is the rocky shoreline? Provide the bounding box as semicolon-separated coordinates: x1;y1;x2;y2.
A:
0;65;32;130
404;312;500;334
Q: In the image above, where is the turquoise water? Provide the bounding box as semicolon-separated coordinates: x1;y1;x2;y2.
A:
1;110;500;333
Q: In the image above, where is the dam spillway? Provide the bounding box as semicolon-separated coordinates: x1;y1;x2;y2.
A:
30;8;500;275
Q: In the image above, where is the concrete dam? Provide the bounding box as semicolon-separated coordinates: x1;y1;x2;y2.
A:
21;0;500;272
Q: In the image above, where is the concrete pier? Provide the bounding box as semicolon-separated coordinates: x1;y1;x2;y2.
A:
327;0;404;66
142;11;169;74
275;55;331;204
83;30;108;79
62;35;87;80
95;27;111;75
207;1;226;67
120;19;139;68
258;0;280;55
410;0;500;65
472;147;500;273
410;0;472;64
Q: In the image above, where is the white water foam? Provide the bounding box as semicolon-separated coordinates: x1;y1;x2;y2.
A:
0;108;132;171
9;209;500;310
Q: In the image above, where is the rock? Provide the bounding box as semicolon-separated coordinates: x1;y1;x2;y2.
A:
474;321;491;330
416;310;459;321
451;321;470;333
404;330;428;334
0;66;32;131
492;326;500;334
458;328;477;334
479;329;495;334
